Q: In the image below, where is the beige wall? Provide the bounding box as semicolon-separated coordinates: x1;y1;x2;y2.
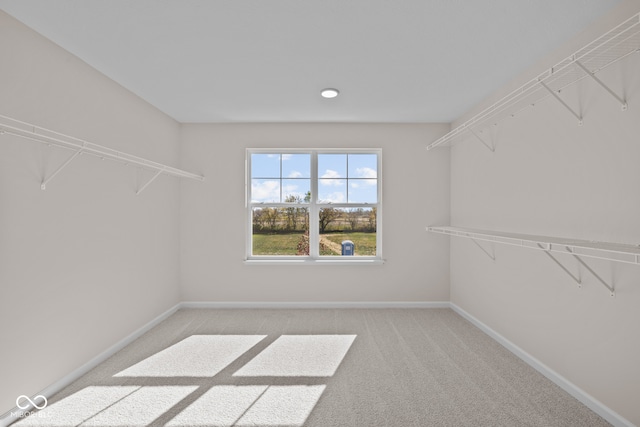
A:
0;11;182;415
179;123;450;302
449;4;640;424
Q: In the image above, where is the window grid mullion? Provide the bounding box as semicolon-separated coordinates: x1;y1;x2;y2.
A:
309;151;319;258
246;153;251;259
345;154;349;203
279;154;283;203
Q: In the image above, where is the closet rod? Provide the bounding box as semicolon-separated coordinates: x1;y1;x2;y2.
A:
426;12;640;150
427;226;640;266
0;114;205;183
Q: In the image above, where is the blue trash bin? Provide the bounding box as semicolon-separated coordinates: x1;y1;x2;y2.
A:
341;240;355;256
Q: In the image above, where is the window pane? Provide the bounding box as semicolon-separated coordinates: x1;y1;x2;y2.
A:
282;179;310;203
348;154;377;178
281;154;310;178
318;179;346;203
251;179;280;203
248;150;380;260
252;154;281;178
318;154;347;179
348;179;377;203
319;208;376;256
253;207;309;256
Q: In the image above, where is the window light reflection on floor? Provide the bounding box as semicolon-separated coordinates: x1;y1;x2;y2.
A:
236;385;326;427
114;335;266;377
82;386;197;427
165;385;266;427
12;386;197;427
14;334;356;426
233;335;357;377
166;385;326;427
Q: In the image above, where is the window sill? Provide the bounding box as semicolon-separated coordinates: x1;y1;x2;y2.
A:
244;258;385;265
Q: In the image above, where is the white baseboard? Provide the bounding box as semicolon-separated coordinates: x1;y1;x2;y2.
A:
2;301;630;427
181;301;451;309
0;302;181;427
450;303;634;427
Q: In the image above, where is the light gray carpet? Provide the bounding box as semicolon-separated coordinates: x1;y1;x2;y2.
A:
14;308;610;426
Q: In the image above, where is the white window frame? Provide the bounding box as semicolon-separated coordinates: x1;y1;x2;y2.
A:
245;148;383;264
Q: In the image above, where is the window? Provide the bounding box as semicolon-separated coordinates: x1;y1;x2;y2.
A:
247;149;382;262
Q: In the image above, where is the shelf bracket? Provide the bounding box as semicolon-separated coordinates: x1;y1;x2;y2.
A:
537;243;581;286
136;168;165;196
574;60;627;111
565;246;615;297
539;80;583;125
41;148;84;190
469;128;495;152
471;239;495;261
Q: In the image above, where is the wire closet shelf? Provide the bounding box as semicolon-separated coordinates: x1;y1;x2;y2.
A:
427;226;640;266
427;13;640;150
0;114;204;193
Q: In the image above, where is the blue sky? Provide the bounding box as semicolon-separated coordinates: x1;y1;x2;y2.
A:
251;153;377;203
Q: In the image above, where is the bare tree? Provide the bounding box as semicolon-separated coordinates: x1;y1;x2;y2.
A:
368;207;377;231
284;194;304;230
253;208;267;231
262;207;279;231
346;208;363;231
319;208;341;233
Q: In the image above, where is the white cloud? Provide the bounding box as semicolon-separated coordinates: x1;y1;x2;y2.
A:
321;169;341;179
282;154;292;160
320;169;344;186
287;170;302;178
350;180;376;189
252;180;280;202
319;192;345;203
283;183;298;192
350;167;377;187
282;183;303;199
355;167;377;179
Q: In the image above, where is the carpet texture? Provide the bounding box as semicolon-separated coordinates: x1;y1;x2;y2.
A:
13;308;610;426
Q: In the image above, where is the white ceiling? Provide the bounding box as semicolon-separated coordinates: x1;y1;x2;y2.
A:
0;0;621;123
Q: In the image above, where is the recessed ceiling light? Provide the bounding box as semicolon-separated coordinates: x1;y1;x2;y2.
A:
321;88;339;99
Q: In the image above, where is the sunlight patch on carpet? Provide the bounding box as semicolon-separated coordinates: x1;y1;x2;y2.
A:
12;386;196;427
166;385;266;426
233;335;356;377
166;385;326;427
236;385;326;426
114;335;266;377
12;386;139;427
81;386;197;426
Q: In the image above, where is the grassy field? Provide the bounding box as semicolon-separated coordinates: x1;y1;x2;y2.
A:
253;233;304;255
322;232;376;256
253;232;376;256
